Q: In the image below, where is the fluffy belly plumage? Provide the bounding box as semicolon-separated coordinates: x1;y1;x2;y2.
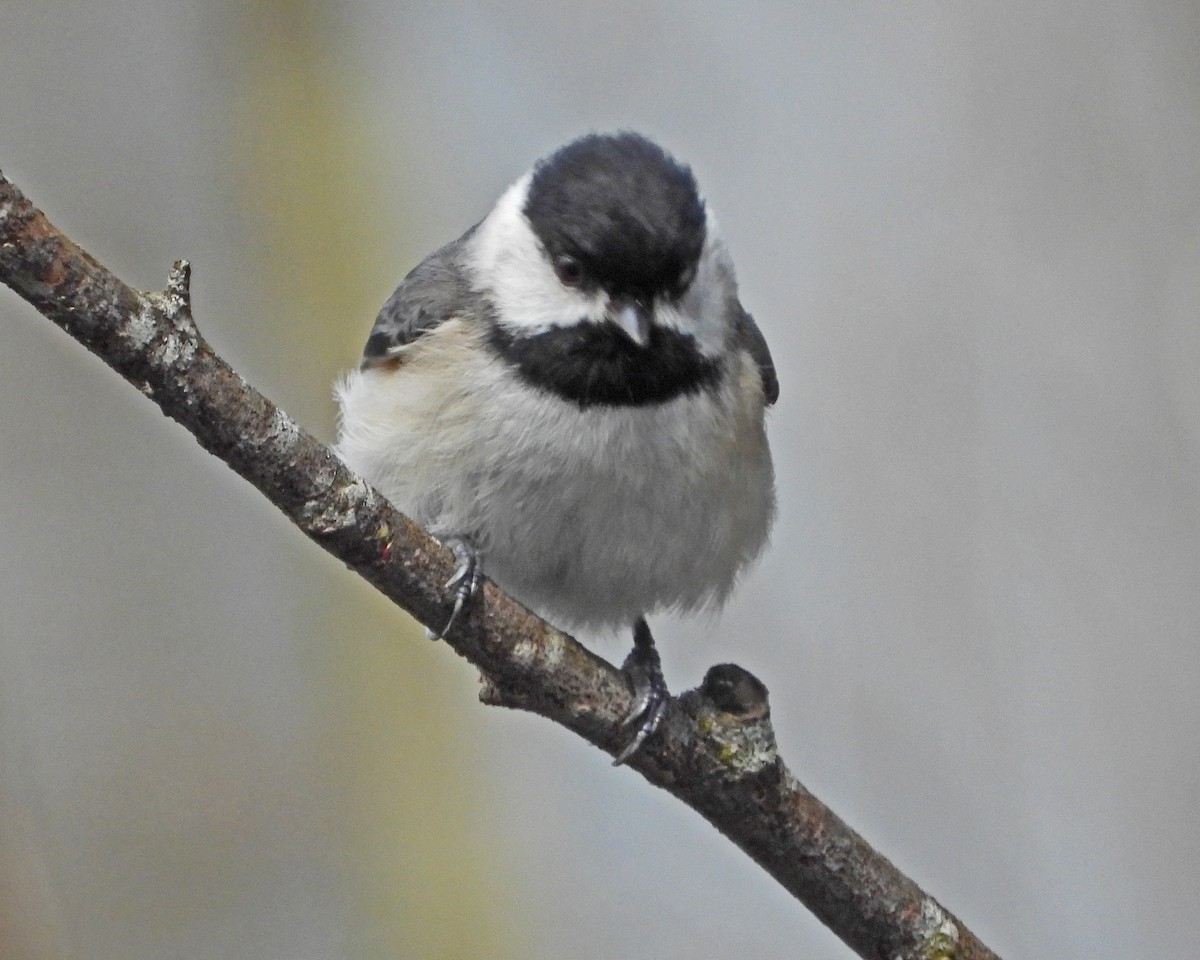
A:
335;321;774;633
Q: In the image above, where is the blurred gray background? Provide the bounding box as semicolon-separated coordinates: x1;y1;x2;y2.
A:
2;2;1198;958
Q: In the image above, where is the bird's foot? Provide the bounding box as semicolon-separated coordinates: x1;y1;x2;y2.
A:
429;538;483;639
612;618;670;765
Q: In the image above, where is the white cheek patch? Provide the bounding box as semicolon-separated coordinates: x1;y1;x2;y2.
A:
467;173;605;335
469;180;738;356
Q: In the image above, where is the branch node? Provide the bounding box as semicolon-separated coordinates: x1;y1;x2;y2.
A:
162;258;198;337
166;258;191;302
701;662;770;718
679;663;778;778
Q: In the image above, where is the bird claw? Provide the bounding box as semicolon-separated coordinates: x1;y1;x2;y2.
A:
612;619;670;765
431;539;482;639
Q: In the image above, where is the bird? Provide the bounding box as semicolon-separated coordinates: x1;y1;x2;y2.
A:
334;132;777;763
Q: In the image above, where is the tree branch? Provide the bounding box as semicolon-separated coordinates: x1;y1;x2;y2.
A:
0;169;1002;960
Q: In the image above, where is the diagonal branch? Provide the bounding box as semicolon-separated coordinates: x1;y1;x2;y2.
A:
0;169;1002;960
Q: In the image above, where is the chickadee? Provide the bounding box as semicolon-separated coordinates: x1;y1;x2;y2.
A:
335;132;777;762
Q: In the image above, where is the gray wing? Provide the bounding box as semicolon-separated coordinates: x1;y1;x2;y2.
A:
736;306;779;405
361;226;479;367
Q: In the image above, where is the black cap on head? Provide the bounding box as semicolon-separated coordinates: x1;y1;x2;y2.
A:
523;133;707;301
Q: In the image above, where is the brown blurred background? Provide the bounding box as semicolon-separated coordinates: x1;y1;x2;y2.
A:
2;2;1198;958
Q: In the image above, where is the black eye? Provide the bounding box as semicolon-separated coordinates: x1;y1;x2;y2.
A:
553;254;584;288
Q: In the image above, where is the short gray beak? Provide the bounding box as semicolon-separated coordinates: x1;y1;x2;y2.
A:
608;300;652;347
